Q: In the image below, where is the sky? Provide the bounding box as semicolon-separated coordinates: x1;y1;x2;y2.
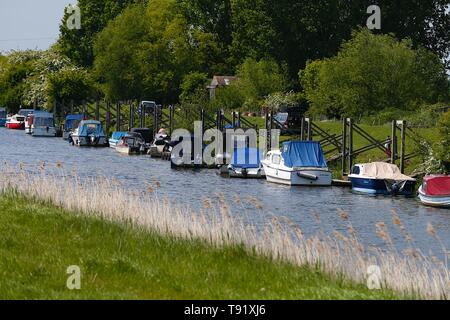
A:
0;0;75;53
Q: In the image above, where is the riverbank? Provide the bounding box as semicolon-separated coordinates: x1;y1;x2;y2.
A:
0;166;448;299
0;193;396;299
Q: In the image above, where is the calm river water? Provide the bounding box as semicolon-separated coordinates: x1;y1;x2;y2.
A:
0;128;448;255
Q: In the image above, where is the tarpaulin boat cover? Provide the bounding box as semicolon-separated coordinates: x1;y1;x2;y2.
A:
281;141;328;168
65;114;84;130
358;162;416;181
111;132;128;140
78;120;105;137
423;175;450;196
232;148;262;169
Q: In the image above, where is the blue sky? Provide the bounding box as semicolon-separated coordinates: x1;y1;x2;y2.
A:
0;0;75;53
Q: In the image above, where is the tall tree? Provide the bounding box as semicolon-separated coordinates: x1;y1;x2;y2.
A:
58;0;145;67
300;29;449;118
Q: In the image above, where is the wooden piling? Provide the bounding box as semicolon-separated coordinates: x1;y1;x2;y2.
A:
399;120;406;173
95;100;100;121
106;101;111;135
348;118;353;174
391;121;397;164
341;117;347;177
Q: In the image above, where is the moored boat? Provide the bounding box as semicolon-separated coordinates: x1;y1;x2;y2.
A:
109;131;127;149
6;114;26;130
262;141;332;186
31;112;57;137
227;147;265;179
149;129;171;158
69;120;108;147
348;162;416;196
63;114;84;140
115;133;147;155
418;175;450;208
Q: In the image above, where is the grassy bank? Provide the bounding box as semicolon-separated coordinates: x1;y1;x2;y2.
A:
0;193;396;300
1;167;447;299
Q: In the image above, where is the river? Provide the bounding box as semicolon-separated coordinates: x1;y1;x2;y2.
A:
0;128;448;256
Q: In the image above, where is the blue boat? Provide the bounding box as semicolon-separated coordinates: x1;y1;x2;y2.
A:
0;108;6;127
228;148;265;178
349;162;416;196
69;120;108;147
109;132;128;149
63;114;84;140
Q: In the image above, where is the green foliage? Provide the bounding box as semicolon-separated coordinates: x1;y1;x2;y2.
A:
264;91;306;112
213;58;289;111
58;0;144;67
93;0;223;103
0;56;33;111
300;29;449;118
434;111;450;173
46;69;95;107
180;72;209;104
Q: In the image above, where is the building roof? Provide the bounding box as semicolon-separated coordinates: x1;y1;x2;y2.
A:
208;76;237;89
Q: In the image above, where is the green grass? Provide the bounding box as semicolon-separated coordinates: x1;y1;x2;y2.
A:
0;193;399;300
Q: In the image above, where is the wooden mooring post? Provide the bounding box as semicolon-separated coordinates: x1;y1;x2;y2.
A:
116;102;121;132
397;120;407;173
347;118;354;174
95;100;100;121
341;117;347;178
105;101;111;135
128;100;134;130
391;120;397;165
169;105;175;136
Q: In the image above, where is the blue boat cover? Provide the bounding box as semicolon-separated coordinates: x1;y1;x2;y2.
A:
111;132;127;140
64;114;84;130
78;120;105;137
281;141;328;168
232;148;262;169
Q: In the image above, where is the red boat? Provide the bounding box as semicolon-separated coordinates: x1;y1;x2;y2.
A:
5;114;26;130
419;175;450;208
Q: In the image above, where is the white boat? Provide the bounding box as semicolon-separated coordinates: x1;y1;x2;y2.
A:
262;141;332;186
5;114;25;130
109;131;127;149
69;120;108;147
31;112;57;137
115;133;147;155
149;130;170;158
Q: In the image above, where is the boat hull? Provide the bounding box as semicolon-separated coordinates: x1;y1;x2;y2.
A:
6;122;24;130
228;166;265;179
418;187;450;208
116;146;143;155
349;177;416;196
263;163;332;186
32;127;57;137
0;119;6;127
109;139;120;149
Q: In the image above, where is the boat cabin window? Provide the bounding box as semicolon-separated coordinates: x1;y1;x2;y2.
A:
351;166;360;175
16;116;25;122
272;154;281;165
34;117;54;127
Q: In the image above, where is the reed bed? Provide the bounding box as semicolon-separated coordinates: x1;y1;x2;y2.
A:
0;163;448;300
